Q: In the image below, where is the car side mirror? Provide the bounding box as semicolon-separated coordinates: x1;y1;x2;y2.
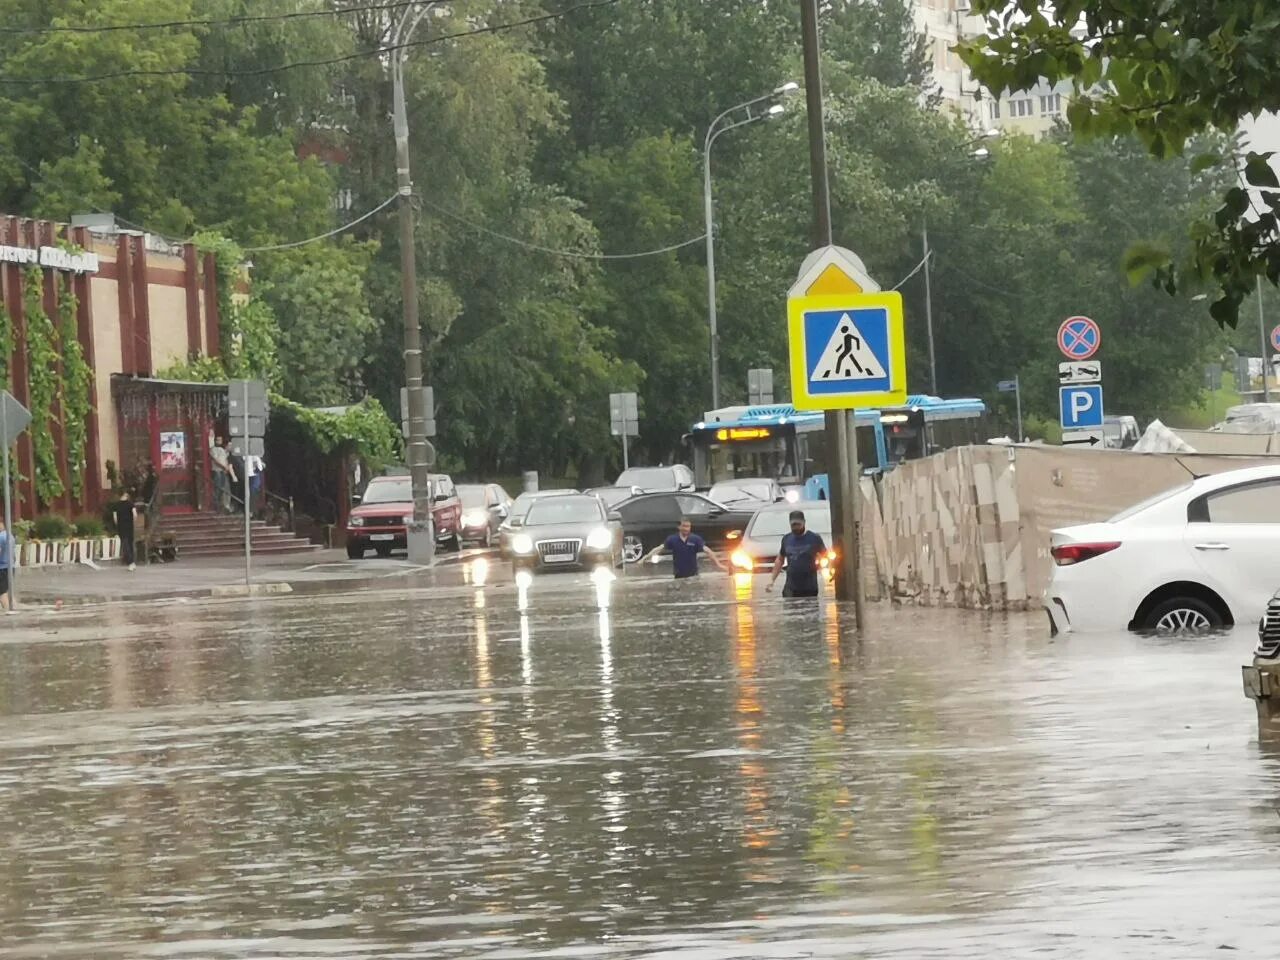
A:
608;511;622;522
497;506;509;518
351;493;362;506
508;517;524;528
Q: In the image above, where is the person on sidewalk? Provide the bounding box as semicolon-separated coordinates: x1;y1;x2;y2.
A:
210;436;235;513
766;509;827;598
111;489;138;572
641;517;727;579
247;453;264;516
0;518;13;611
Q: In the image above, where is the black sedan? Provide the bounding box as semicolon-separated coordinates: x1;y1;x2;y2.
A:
614;492;756;564
508;494;622;572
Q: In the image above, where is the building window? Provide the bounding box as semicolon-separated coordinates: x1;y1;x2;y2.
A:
989;100;1001;120
1040;93;1062;115
1010;98;1033;118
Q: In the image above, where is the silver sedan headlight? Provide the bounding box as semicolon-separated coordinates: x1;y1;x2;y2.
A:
585;527;613;550
511;534;534;555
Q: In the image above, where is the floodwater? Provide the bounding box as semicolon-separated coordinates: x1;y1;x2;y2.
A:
0;567;1277;958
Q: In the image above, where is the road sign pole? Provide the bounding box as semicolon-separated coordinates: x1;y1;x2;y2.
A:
622;429;629;471
2;407;12;613
799;0;860;623
243;380;251;591
1015;375;1023;443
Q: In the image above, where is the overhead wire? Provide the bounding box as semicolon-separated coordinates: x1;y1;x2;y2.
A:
0;0;618;85
417;196;705;260
243;193;400;251
891;250;932;290
0;1;424;35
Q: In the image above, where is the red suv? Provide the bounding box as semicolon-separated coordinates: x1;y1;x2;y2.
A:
346;473;463;559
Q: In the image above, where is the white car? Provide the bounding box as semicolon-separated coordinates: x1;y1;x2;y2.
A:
1044;465;1280;634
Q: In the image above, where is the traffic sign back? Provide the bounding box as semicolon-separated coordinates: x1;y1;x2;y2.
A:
1271;325;1280;353
788;293;906;410
1058;316;1101;360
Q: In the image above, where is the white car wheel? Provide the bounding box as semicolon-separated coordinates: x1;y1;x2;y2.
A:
622;536;644;564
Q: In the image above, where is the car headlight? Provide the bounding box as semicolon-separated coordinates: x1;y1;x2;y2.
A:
785;489;800;503
463;509;488;527
349;516;365;527
731;549;754;571
402;515;414;525
511;534;534;555
586;527;612;550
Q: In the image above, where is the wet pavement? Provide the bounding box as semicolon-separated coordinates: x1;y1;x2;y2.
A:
0;565;1277;958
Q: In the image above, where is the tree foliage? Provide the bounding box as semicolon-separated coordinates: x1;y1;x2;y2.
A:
957;0;1280;327
0;0;1251;478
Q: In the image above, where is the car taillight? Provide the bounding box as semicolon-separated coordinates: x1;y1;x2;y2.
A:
1051;541;1121;566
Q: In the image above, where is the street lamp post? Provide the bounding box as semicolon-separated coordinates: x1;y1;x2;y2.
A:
391;2;441;563
703;83;797;410
921;130;999;395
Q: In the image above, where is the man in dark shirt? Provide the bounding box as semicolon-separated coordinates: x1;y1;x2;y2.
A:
766;509;827;598
111;489;138;572
642;517;727;579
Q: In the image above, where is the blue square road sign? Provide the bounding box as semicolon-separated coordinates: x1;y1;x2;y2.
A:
1059;384;1104;429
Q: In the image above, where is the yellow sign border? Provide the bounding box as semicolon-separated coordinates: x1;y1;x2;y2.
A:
787;292;907;411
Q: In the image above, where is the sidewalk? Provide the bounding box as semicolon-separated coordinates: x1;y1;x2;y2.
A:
14;549;480;606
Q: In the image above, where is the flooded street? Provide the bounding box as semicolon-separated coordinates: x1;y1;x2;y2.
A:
1;572;1277;958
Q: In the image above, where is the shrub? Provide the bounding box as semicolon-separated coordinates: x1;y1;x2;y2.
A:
72;515;106;538
31;513;72;541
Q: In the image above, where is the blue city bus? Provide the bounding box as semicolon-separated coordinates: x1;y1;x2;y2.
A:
687;396;988;494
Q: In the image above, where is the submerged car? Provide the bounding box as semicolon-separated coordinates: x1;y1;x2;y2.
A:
509;494;621;572
345;474;463;559
498;489;579;557
457;482;513;548
1045;464;1280;634
731;502;834;573
708;478;786;508
614;491;754;563
615;464;695;492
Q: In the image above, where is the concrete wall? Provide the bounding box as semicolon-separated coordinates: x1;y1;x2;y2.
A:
863;445;1279;610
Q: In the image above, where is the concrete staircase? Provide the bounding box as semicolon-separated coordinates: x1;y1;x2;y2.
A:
153;512;322;559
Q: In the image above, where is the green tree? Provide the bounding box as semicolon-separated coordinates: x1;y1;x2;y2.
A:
957;0;1280;326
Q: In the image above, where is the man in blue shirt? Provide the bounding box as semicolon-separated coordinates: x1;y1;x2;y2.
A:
0;518;12;611
643;517;727;579
766;509;827;598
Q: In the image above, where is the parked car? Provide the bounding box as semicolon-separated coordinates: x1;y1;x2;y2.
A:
498;489;580;557
1103;415;1141;449
457;482;513;548
615;464;695;493
708;478;786;508
508;494;622;572
614;491;755;563
731;502;833;573
586;485;644;510
345;473;463;559
1044;464;1280;634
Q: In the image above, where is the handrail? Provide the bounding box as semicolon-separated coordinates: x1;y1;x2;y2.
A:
262;488;294;531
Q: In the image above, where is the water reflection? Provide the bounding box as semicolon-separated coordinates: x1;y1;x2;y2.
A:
0;582;1276;958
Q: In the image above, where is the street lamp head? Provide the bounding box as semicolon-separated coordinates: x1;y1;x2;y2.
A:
766;104;786;119
774;81;801;96
971;147;991;160
983;127;1001;139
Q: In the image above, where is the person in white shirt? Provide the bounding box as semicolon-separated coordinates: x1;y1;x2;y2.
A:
247;455;265;513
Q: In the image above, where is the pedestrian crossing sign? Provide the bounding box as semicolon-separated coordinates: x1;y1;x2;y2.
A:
787;292;906;410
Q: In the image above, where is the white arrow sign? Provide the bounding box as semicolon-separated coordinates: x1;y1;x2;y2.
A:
1059;361;1102;384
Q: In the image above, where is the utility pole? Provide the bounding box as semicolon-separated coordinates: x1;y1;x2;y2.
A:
1259;276;1271;403
800;0;862;625
923;218;937;394
391;3;438;563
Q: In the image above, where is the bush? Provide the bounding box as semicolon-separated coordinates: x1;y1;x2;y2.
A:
72;515;106;538
31;513;72;541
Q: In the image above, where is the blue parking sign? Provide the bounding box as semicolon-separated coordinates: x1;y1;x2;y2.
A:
1059;384;1104;429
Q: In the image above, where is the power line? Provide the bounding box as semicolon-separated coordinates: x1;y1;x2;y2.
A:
244;193;400;251
418;196;705;260
0;1;422;36
0;0;617;85
891;250;932;290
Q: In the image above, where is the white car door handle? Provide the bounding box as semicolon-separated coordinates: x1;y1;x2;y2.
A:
1194;542;1231;551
